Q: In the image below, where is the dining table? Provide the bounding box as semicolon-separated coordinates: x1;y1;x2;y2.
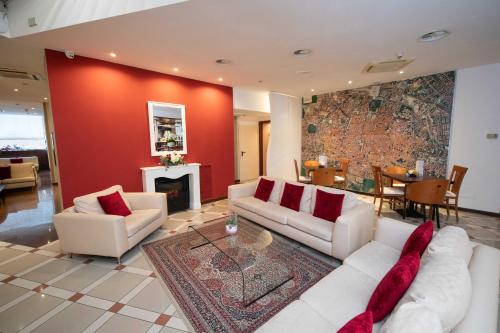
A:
382;171;448;219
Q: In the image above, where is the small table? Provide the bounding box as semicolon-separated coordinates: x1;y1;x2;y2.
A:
187;216;294;306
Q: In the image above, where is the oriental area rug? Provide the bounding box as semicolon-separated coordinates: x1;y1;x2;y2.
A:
142;218;338;333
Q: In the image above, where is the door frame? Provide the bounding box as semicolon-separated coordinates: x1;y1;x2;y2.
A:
258;120;271;176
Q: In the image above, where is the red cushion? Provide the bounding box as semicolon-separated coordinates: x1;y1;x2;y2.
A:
313;189;344;222
0;166;11;180
338;311;373;333
366;252;420;322
97;191;132;217
280;182;304;211
9;158;23;164
400;220;434;258
254;178;275;202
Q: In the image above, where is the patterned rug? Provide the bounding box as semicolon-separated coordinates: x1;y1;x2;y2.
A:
142;218;337;332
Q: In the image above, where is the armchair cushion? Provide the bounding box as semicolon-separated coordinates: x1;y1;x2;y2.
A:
74;185;131;214
125;209;161;237
97;191;132;217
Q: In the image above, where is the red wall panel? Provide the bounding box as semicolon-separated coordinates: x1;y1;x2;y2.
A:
45;49;234;208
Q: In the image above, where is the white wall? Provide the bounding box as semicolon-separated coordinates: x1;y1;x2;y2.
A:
233;88;270;113
448;62;500;213
267;93;301;180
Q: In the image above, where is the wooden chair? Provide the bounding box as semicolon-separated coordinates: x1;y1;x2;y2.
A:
445;165;468;221
334;158;350;189
294;159;311;184
383;166;407;188
372;165;405;216
405;179;450;229
311;168;336;187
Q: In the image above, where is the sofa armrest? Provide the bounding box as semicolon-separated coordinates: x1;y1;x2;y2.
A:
332;202;375;260
124;192;168;221
53;212;128;258
373;217;417;251
228;182;257;201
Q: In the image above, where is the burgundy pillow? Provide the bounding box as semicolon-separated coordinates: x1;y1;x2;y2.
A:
366;252;420;322
0;166;11;180
10;158;23;164
313;189;344;222
97;191;132;217
280;183;304;211
338;311;373;333
400;221;434;258
254;178;275;202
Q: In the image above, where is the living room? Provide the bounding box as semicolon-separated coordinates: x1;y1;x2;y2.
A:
0;1;499;332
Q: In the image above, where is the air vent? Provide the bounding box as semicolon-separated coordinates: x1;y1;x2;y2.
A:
363;59;414;73
0;68;44;80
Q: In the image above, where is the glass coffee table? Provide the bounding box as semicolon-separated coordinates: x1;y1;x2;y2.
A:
187;215;294;306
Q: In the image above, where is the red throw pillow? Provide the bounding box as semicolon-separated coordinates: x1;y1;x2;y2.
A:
0;166;11;180
97;191;132;217
280;183;304;211
338;311;373;333
10;158;23;164
400;220;434;259
366;252;420;322
313;189;344;222
254;178;275;202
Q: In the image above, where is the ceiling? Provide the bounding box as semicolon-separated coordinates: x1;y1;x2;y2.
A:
0;100;44;115
2;0;500;97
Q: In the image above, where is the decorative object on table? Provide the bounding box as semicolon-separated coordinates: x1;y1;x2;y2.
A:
148;101;187;155
304;160;320;169
160;152;185;169
406;169;418;178
225;212;238;233
415;159;425;176
318;155;328;167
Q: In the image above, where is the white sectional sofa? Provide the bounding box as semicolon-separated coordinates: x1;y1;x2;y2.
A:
257;217;500;333
228;177;375;260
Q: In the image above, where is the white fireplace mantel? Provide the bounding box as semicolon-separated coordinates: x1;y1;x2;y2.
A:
141;163;201;210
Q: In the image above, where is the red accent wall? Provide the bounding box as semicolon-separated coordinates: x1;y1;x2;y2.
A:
45;49;234;208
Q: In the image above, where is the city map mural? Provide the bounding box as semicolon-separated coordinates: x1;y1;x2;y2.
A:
302;71;455;192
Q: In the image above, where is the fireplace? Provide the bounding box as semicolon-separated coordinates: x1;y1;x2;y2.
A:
155;175;190;214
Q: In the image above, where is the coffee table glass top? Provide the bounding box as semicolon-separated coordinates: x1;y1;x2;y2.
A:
187;215;294;306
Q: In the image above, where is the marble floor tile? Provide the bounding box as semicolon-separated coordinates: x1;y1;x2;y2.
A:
0;253;49;276
21;258;81;283
0;248;25;263
31;302;105;333
86;271;147;302
127;279;172;313
95;313;152;333
0;283;30;307
51;264;110;292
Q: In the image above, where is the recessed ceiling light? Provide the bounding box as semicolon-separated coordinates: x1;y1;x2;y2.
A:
310;89;315;92
399;70;404;74
218;77;223;82
109;52;117;58
31;107;35;110
173;67;179;72
258;80;263;83
293;49;312;57
215;59;232;65
348;81;352;85
14;88;19;92
43;97;48;100
418;30;450;42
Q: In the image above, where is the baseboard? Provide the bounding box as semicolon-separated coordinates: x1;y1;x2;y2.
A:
201;196;227;205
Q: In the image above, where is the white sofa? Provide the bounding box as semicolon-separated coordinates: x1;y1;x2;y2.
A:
54;185;167;263
257;217;500;333
228;177;375;260
0;162;37;189
0;156;39;170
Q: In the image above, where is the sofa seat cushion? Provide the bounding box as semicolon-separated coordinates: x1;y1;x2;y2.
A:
255;300;338;333
300;265;379;329
253;202;299;225
1;176;36;184
232;196;267;213
344;241;400;281
125;209;161;237
287;212;335;241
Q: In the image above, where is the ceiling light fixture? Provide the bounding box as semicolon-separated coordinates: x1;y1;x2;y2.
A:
310;89;315;92
14;88;19;92
31;107;35;110
43;97;48;100
215;59;232;65
109;52;117;58
293;49;312;57
418;30;450;42
173;67;179;72
348;81;352;85
399;70;404;74
218;77;223;82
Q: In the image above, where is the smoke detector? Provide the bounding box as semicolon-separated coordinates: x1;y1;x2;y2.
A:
363;59;414;73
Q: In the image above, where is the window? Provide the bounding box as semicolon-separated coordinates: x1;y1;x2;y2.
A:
0;114;47;150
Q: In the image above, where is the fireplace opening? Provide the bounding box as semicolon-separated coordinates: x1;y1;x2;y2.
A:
155;175;190;214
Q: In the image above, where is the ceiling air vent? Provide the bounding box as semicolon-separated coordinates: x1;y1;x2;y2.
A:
0;68;44;80
363;59;414;73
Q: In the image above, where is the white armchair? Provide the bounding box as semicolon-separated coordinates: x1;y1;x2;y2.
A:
54;187;167;263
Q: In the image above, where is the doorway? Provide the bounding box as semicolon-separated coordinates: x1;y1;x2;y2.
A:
259;121;271;176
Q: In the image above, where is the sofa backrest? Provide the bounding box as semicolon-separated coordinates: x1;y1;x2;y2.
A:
9;162;35;178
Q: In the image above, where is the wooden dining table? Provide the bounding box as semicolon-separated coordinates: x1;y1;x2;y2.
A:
382;171;447;218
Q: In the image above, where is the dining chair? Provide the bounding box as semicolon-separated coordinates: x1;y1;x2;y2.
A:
334;158;350;189
311;167;336;187
383;166;407;188
294;159;311;184
372;165;405;216
445;165;468;221
405;179;450;228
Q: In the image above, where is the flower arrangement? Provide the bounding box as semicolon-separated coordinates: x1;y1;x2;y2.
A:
160;152;185;168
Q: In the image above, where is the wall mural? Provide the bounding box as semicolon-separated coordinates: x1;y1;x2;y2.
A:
302;71;455;193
